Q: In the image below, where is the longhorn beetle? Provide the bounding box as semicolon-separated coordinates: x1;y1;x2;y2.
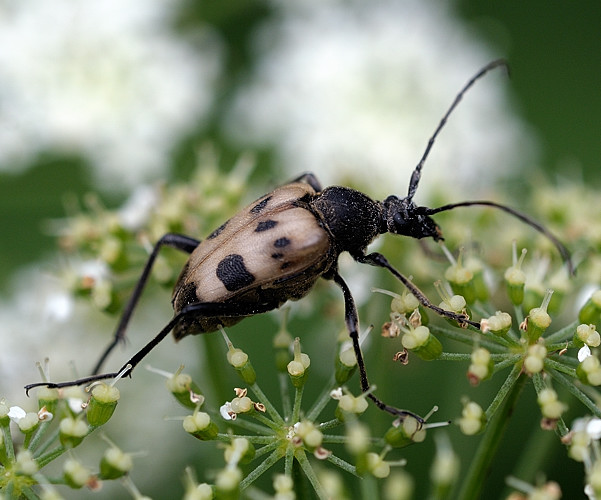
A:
26;60;572;422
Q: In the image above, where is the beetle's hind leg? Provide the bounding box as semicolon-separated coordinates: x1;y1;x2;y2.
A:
332;272;424;423
25;298;282;393
92;233;200;375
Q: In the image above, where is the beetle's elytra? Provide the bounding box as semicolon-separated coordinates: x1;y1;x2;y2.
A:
25;60;572;421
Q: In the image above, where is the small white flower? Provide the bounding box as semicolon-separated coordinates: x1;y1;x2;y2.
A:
0;0;223;189
225;0;537;198
8;406;27;423
579;345;592;362
220;402;234;421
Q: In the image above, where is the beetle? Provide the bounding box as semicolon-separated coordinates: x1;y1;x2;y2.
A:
25;60;572;421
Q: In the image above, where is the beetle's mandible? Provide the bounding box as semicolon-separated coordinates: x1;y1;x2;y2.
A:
25;60;573;421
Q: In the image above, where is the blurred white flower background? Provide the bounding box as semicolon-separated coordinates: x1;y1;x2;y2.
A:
0;0;596;497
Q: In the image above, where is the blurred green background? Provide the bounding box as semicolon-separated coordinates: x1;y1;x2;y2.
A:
0;1;599;289
0;1;599;498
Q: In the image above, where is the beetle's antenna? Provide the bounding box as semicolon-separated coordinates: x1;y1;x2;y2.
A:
419;200;574;275
406;59;509;202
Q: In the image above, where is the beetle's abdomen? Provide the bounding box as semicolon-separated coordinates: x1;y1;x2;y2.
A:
171;182;332;339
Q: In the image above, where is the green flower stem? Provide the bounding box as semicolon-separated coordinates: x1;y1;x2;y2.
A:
251;439;281;459
360;474;380;500
543;320;578;344
292;386;304;424
239;448;284;491
26;421;52;452
319;419;342;432
430;325;505;353
1;422;15;462
492;355;523;374
219;416;272;435
544;358;577;377
513;305;524;327
285;441;295;476
457;364;527;500
326;453;358;476
296;448;328;500
216;433;274;445
279;372;292;419
36;445;66;468
549;368;601;418
32;426;61;458
306;375;336;422
532;372;568;434
251;411;283;432
251;382;285;426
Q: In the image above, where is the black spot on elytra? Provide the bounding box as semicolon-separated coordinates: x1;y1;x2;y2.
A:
255;219;278;232
250;196;272;214
271;252;284;259
274;237;291;248
207;220;228;239
216;254;255;292
280;262;291;270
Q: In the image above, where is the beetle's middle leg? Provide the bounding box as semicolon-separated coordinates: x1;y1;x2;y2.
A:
332;272;424;422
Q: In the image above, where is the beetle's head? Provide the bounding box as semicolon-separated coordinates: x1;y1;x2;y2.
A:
382;195;442;241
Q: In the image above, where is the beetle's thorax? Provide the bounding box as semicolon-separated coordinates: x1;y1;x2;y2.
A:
382;195;442;241
310;186;384;255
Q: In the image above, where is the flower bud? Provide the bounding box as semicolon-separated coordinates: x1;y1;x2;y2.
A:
465;256;489;302
226;347;256;385
15;449;38;475
36;387;60;414
401;325;442;361
524;343;547;375
287;338;310;388
579;290;601;330
224;438;255;465
504;244;527;305
295;421;323;451
467;347;493;385
215;466;242;497
391;292;419;315
480;311;512;338
273;325;293;373
100;446;133;479
577;355;601;386
445;261;476;305
166;371;204;410
383;471;414;500
430;439;459;497
87;383;119;426
457;400;486;435
537;388;567;424
384;416;426;448
574;324;601;348
335;391;369;421
64;458;94;489
524;290;553;343
59;416;88;448
364;452;390;478
183;411;219;441
335;347;357;385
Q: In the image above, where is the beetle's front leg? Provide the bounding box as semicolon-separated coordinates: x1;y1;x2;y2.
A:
332;272;424;423
289;172;322;192
355;252;480;329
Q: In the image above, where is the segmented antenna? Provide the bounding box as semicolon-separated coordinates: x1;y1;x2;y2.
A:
406;59;509;201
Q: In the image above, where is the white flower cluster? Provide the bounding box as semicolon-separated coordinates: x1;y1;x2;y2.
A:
0;0;222;189
224;0;537;197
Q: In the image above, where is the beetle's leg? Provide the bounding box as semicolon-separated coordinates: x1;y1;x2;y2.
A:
332;272;424;423
290;172;322;192
92;233;200;374
355;252;480;329
25;299;281;393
